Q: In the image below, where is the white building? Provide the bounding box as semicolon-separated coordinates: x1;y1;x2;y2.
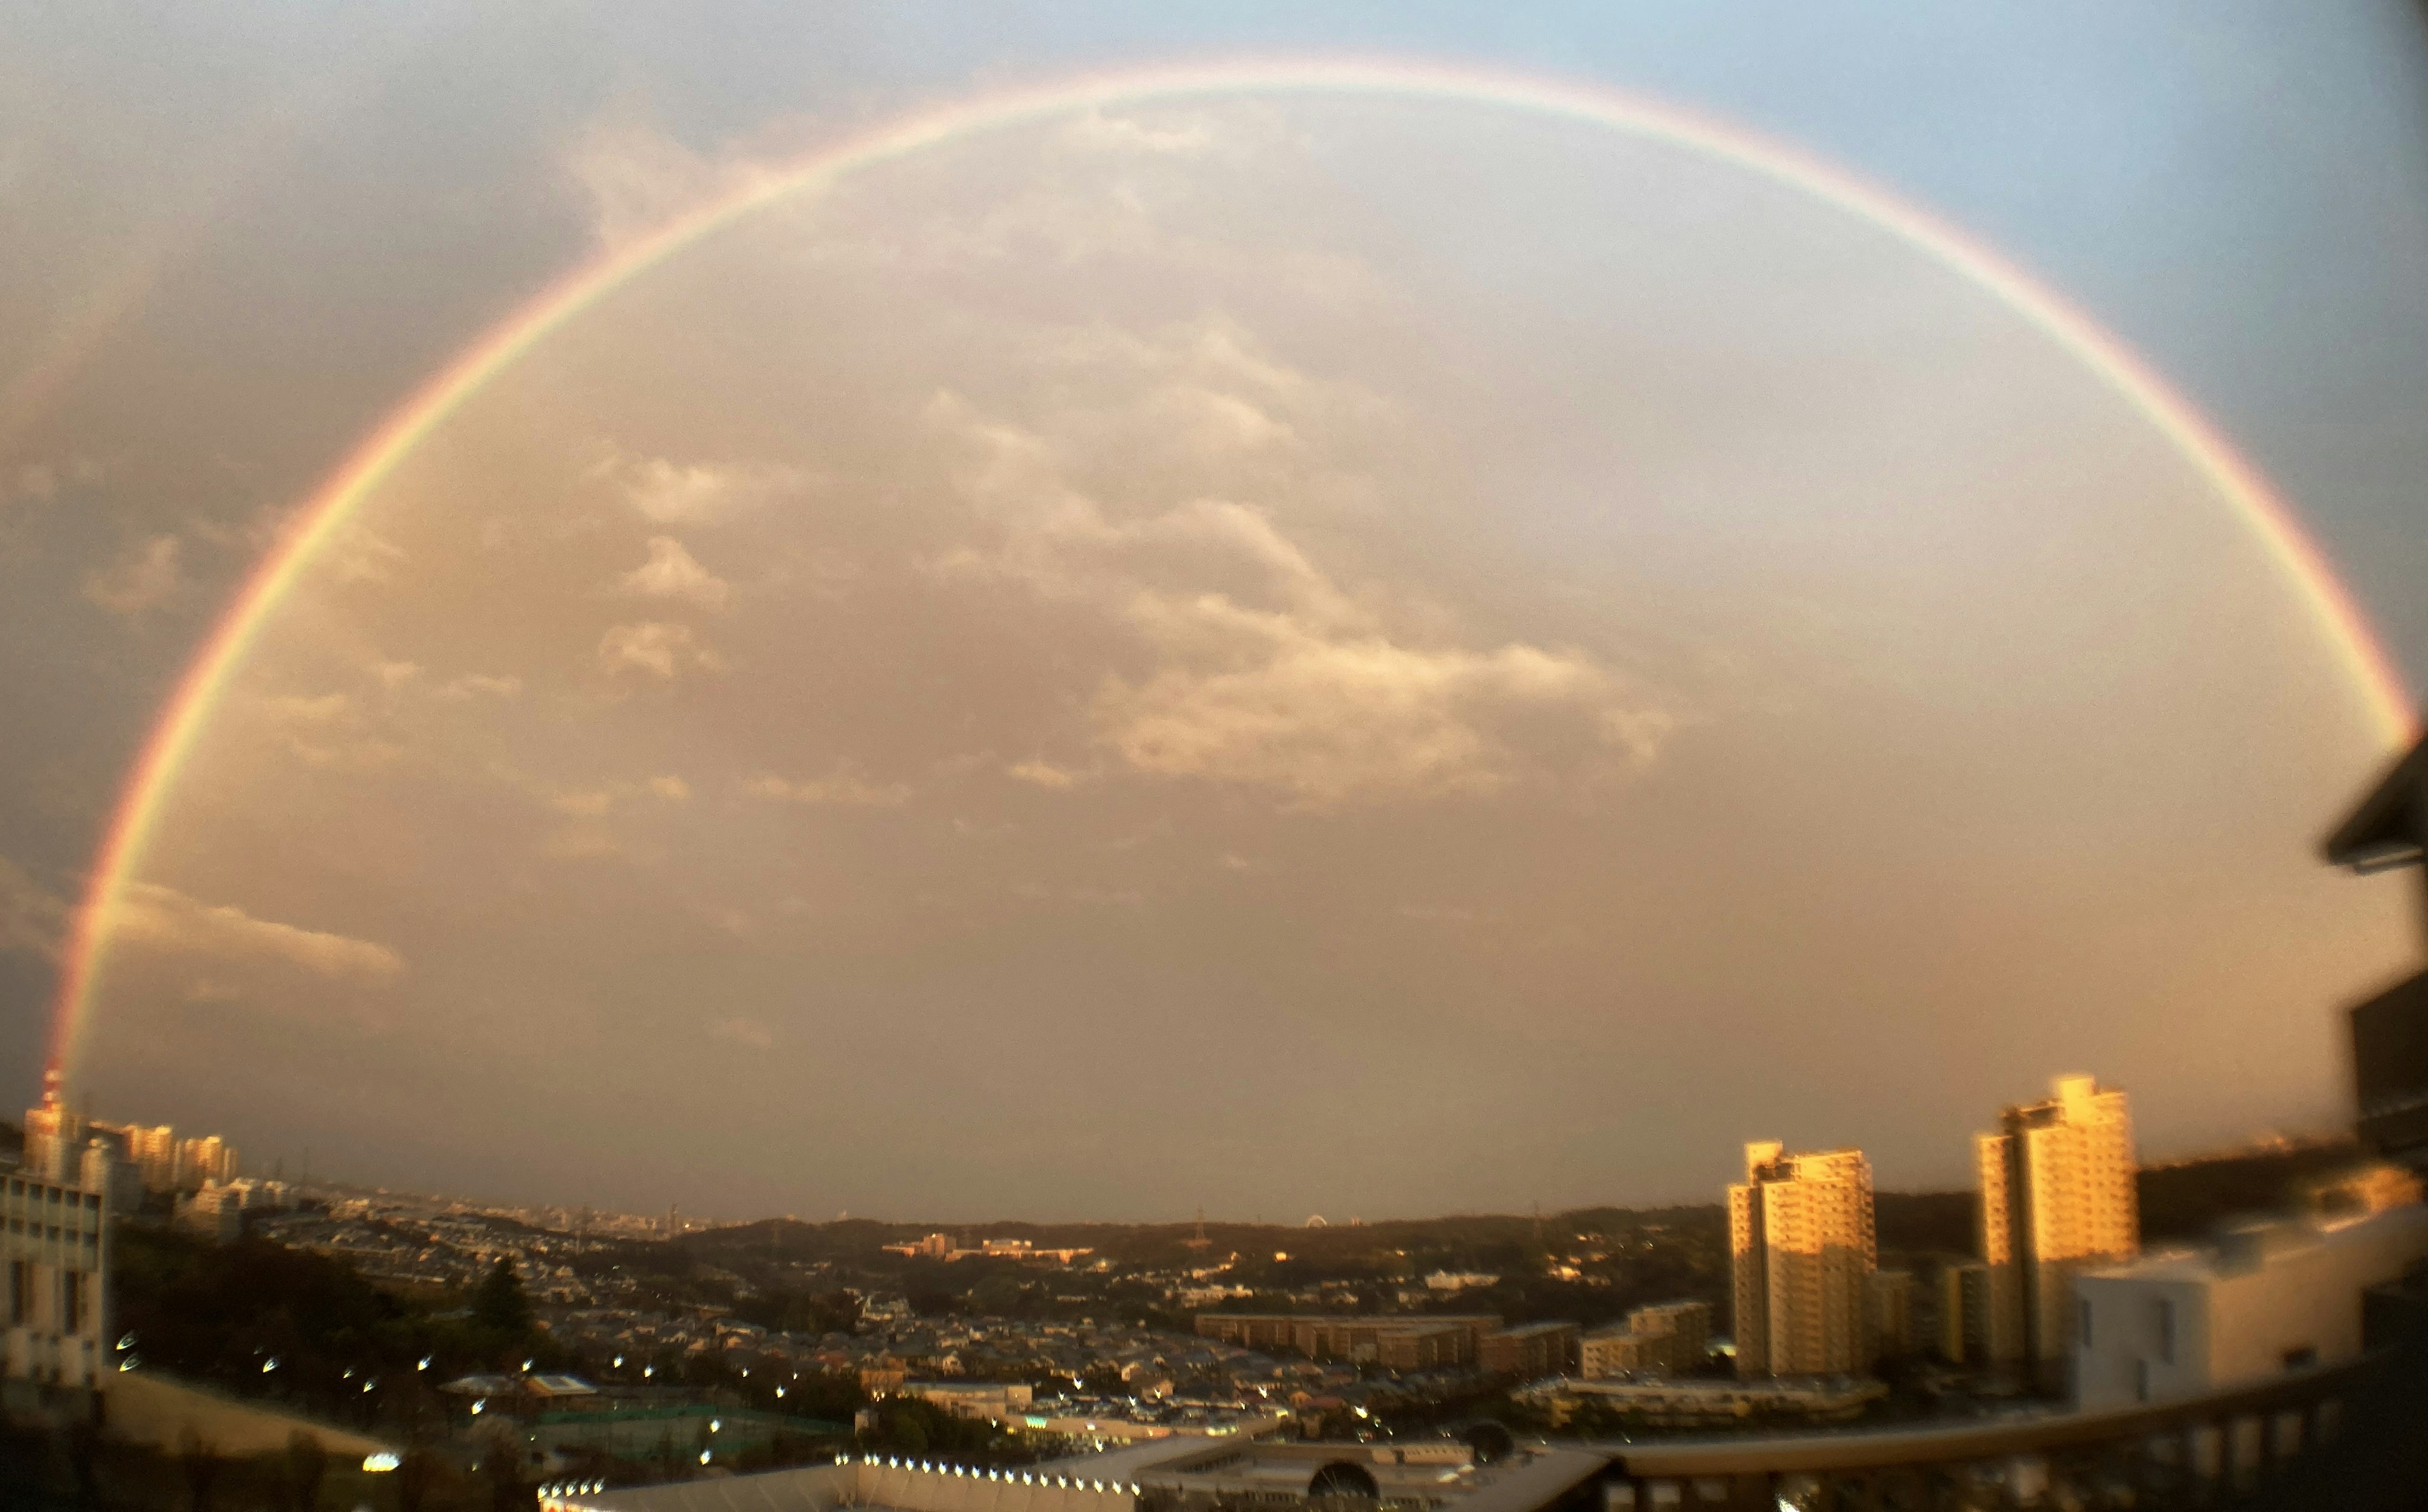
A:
2;1168;110;1410
2073;1203;2428;1409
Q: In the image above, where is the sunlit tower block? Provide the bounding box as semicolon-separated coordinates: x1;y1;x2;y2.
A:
1729;1142;1877;1378
19;1068;85;1185
1977;1074;2138;1389
172;1133;237;1192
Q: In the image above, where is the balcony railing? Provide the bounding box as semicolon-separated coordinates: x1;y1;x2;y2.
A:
1590;1353;2369;1510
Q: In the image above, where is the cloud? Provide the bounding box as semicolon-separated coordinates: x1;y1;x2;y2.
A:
565;119;782;250
928;347;1677;805
620;535;728;607
709;1015;775;1050
437;672;523;700
257;690;406;772
743;769;912;807
599;620;723;678
0;857;70;961
1095;611;1668;804
106;882;404;982
541;774;690;816
1007;759;1082;790
82;534;181;614
1058;108;1225;160
327;525;408;585
599;451;807;527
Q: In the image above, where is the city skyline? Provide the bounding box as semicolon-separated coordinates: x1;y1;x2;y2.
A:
4;6;2427;1222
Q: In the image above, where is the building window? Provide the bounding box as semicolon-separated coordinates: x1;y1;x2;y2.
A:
2283;1345;2317;1371
2135;1358;2150;1403
7;1260;27;1326
2154;1298;2174;1365
2080;1298;2094;1349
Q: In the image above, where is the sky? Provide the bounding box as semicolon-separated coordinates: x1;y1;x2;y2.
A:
4;3;2428;1222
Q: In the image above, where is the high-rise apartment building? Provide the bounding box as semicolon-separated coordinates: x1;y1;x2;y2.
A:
1937;1260;1992;1364
1730;1142;1877;1379
115;1124;178;1193
174;1135;238;1192
19;1071;84;1185
1977;1075;2138;1386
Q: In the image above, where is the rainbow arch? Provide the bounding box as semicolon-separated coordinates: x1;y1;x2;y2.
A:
46;55;2418;1075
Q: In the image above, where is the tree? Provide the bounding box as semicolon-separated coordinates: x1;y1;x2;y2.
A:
472;1256;535;1344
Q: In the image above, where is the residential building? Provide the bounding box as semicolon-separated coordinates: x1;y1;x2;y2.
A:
1729;1143;1876;1378
2073;1204;2428;1409
1867;1269;1916;1360
19;1071;84;1185
1937;1261;1992;1365
1192;1313;1498;1367
175;1182;245;1243
2;1166;110;1411
1581;1300;1711;1378
175;1134;238;1192
1478;1320;1581;1380
77;1138;141;1216
106;1124;178;1193
1519;1374;1888;1430
1977;1075;2138;1386
906;1381;1033;1419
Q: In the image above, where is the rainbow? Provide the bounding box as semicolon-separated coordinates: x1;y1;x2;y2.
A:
46;56;2417;1076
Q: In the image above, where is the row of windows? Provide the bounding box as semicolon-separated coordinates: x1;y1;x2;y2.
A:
1;1219;99;1250
5;1261;94;1332
0;1180;102;1210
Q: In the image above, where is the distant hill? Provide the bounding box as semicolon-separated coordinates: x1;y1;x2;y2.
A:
670;1140;2372;1289
1872;1138;2369;1260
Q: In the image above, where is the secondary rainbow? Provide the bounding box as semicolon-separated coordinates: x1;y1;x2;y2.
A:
46;55;2418;1076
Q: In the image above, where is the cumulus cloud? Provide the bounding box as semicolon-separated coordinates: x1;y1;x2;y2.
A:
106;882;404;982
82;534;181;614
597;451;807;527
928;343;1676;805
744;770;912;807
620;535;729;607
599;620;723;678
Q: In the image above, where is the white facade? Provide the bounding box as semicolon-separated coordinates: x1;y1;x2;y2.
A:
3;1169;110;1396
2074;1202;2428;1409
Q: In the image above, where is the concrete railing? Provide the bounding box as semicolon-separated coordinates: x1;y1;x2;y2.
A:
1590;1357;2369;1509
